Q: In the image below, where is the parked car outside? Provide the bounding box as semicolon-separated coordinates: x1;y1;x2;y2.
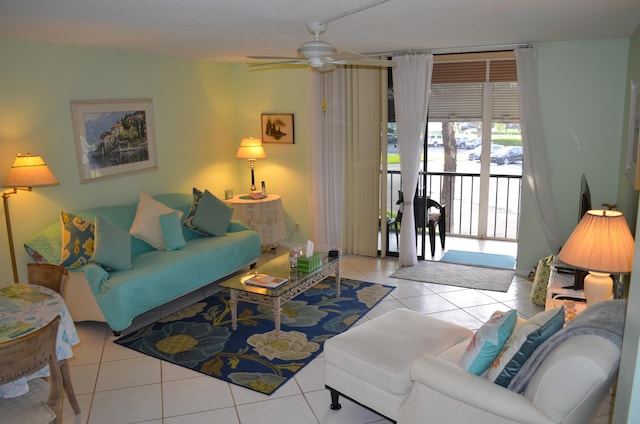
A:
456;137;472;149
468;144;503;161
461;138;481;149
490;146;523;165
427;134;443;147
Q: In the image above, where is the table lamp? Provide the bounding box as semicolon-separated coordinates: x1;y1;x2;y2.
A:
557;209;634;306
235;137;266;192
3;153;59;283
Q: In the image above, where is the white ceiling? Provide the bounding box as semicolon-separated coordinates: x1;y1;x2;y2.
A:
1;0;639;63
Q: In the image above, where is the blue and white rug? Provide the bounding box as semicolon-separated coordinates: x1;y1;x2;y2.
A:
115;278;394;395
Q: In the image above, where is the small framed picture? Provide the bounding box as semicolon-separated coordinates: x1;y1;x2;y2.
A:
261;113;294;144
71;98;157;184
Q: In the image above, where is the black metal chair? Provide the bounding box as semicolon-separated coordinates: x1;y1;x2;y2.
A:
383;191;404;252
414;196;446;257
426;198;446;257
383;191;446;257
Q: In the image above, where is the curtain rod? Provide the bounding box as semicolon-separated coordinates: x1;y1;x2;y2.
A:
431;42;532;54
381;42;532;57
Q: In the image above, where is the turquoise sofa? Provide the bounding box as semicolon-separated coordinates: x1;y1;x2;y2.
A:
25;193;262;332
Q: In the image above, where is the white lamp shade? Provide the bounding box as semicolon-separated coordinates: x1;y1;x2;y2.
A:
557;209;634;274
235;137;266;160
3;153;59;188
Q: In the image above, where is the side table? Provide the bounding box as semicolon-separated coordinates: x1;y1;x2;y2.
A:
546;262;587;322
224;194;287;247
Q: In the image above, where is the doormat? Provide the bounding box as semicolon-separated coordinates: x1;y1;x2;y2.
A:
440;250;516;269
390;261;514;292
115;278;394;395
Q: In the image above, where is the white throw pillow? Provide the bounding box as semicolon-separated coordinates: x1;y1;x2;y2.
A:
129;192;183;250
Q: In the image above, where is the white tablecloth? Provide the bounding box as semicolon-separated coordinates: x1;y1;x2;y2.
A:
0;284;80;398
224;194;287;245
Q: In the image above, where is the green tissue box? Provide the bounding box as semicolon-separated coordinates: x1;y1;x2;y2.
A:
297;253;322;272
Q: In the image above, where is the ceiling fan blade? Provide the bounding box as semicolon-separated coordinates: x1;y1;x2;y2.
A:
328;51;367;61
332;58;397;68
320;0;391;25
247;60;308;68
247;55;300;61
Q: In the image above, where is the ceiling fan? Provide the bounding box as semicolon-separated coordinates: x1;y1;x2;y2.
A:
247;0;396;71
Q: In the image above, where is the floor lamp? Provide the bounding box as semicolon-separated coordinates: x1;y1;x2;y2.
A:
557;209;634;306
3;153;59;283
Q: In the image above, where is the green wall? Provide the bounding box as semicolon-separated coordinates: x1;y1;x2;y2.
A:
517;39;630;270
0;39;311;283
230;64;311;246
0;37;634;282
614;25;640;424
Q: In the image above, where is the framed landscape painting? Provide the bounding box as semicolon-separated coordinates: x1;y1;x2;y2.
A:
261;113;294;144
71;98;157;184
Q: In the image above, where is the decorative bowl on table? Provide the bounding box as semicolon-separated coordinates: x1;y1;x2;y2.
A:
250;191;264;199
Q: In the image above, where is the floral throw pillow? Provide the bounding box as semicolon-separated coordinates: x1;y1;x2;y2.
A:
459;309;518;375
183;187;209;236
59;211;95;269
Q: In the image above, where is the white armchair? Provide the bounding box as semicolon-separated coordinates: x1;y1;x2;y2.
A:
397;334;620;424
325;302;624;424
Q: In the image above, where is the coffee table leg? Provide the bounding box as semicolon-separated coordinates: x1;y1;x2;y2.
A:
273;297;281;337
229;289;238;330
335;265;341;297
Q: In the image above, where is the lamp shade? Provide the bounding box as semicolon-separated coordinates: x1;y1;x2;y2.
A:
235;137;266;160
557;210;634;274
3;153;59;188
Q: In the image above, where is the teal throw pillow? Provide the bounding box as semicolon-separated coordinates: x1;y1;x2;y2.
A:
459;309;518;375
192;189;234;237
160;211;187;251
487;306;565;387
93;216;132;271
183;187;209;236
59;211;95;269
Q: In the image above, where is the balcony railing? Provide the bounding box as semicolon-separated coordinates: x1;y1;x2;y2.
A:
383;170;522;249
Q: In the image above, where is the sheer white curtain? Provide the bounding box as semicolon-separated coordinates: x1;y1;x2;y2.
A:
308;69;346;252
392;53;433;266
308;67;383;255
516;48;563;253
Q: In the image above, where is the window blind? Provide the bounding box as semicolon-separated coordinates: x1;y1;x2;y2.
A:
428;56;519;122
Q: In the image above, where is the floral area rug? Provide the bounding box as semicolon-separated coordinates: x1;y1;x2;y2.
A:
115;278;394;395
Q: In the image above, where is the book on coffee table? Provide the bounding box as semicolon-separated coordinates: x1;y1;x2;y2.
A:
245;274;288;289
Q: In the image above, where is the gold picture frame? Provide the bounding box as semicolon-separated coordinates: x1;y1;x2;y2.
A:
261;113;294;144
71;98;157;184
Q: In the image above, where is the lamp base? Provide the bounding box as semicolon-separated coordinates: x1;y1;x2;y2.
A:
584;271;613;306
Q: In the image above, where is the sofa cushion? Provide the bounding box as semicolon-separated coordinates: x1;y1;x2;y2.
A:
184;187;209;236
93;216;132;271
488;306;565;387
192;189;234;237
59;211;95;268
160;211;187;251
459;309;517;375
129;192;183;250
324;308;473;396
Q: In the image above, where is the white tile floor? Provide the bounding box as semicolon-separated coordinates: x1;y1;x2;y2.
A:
60;239;615;423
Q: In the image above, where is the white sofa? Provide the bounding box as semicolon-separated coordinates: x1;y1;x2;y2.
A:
325;304;623;423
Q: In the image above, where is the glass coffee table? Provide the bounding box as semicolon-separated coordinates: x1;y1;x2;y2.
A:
220;252;342;336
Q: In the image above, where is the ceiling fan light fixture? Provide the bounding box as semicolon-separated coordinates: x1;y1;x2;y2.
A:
297;40;337;59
